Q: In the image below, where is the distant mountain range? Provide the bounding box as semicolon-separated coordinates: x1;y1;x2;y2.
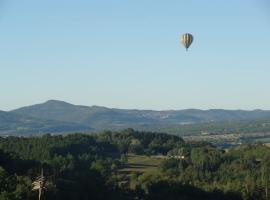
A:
0;110;92;136
1;100;270;135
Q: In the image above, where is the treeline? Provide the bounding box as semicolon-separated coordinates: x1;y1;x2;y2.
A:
156;144;270;200
0;129;270;199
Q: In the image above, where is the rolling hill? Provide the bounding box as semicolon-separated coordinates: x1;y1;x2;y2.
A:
0;110;92;136
7;100;270;134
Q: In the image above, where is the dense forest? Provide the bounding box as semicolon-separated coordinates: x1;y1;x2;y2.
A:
0;129;270;200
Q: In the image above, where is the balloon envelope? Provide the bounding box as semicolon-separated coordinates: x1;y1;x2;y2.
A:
181;33;193;51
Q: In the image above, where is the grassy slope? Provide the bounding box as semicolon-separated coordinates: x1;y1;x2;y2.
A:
119;154;164;173
117;154;165;189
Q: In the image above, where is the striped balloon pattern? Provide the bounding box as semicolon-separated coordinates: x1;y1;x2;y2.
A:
181;33;194;51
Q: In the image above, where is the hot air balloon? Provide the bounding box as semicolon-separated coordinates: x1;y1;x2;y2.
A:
181;33;193;51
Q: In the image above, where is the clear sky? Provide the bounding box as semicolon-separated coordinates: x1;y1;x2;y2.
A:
0;0;270;111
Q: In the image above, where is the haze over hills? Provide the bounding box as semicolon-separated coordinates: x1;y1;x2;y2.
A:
0;99;268;135
0;109;92;135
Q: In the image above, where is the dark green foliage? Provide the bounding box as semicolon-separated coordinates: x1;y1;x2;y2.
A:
145;181;242;200
0;129;270;199
97;128;184;155
159;143;270;200
0;133;124;200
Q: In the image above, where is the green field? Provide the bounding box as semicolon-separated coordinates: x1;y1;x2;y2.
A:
119;154;165;174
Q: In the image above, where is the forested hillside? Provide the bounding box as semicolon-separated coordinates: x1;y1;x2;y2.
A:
11;100;270;132
0;129;270;200
1;100;270;136
0;111;92;135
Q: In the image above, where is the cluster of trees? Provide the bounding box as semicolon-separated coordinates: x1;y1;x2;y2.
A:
97;128;184;155
0;134;123;200
0;129;270;199
155;144;270;200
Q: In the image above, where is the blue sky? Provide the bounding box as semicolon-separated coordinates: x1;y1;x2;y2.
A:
0;0;270;111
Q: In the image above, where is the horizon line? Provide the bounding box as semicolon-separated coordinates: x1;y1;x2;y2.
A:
2;99;270;112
